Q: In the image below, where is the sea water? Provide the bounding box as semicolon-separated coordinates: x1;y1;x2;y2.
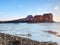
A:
0;23;60;45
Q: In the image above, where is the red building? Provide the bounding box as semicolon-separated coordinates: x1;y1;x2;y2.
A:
33;15;43;22
43;13;53;22
25;13;53;22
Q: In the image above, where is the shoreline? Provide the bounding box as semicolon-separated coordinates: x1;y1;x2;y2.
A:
0;21;56;24
0;33;58;45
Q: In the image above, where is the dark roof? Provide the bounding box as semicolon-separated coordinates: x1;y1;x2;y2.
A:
26;15;33;19
34;15;42;18
43;13;53;16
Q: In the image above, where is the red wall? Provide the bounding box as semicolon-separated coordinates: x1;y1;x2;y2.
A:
33;15;43;22
43;13;53;22
26;13;53;22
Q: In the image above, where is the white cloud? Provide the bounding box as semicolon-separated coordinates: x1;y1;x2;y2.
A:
54;6;59;11
38;8;42;11
32;8;43;15
53;16;60;22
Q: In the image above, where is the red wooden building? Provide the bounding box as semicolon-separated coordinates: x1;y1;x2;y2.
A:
26;13;53;22
43;13;53;22
33;15;43;22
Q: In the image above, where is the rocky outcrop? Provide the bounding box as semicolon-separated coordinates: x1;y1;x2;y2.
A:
0;33;58;45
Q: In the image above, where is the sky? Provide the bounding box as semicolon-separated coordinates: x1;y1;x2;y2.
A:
0;0;60;22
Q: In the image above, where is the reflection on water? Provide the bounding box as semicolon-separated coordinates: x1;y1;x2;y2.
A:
0;23;60;44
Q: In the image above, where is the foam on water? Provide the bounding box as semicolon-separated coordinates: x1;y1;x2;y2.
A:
0;23;60;45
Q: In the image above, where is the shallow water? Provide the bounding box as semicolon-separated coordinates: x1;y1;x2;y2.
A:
0;23;60;45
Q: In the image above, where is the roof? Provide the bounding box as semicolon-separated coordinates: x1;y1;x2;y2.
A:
34;15;42;17
43;13;53;16
26;15;33;19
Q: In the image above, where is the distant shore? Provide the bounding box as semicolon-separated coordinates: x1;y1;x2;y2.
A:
0;13;54;23
0;33;58;45
0;20;55;24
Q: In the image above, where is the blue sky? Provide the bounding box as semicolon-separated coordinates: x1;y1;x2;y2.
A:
0;0;60;22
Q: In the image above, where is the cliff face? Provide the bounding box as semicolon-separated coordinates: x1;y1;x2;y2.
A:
0;13;54;23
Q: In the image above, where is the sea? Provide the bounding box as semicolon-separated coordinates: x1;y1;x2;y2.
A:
0;23;60;45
